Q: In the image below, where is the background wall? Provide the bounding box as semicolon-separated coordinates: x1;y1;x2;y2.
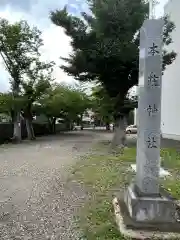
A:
0;122;68;144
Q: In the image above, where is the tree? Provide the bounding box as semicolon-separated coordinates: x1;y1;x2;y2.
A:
0;18;43;142
69;87;91;129
50;0;176;147
0;92;24;125
91;85;137;135
0;92;14;120
91;85;114;130
35;84;90;133
21;60;54;140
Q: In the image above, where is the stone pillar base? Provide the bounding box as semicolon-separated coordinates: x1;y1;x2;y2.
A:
124;183;179;223
113;196;180;239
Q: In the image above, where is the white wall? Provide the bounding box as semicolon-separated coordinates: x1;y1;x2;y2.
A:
161;0;180;140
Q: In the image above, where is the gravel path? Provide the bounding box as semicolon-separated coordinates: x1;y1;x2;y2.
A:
0;130;176;239
0;131;106;240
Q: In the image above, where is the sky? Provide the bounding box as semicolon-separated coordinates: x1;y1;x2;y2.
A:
0;0;169;92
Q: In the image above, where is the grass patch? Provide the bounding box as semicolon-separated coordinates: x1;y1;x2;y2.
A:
161;148;180;169
72;144;180;239
160;148;180;199
72;146;135;240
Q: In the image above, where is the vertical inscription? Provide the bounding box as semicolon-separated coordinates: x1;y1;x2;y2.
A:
146;133;158;149
148;72;160;87
146;104;158;116
148;42;159;56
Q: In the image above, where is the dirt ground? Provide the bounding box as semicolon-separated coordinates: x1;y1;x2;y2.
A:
0;131;114;240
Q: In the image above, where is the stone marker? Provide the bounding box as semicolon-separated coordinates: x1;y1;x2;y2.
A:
124;18;178;224
130;163;171;178
136;18;163;197
113;1;180;237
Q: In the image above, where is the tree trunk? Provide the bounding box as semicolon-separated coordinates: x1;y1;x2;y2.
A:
48;117;56;133
111;115;127;149
24;104;35;140
10;109;15;123
12;111;22;143
105;122;110;131
11;80;22;143
25;118;35;140
52;118;56;133
80;114;83;130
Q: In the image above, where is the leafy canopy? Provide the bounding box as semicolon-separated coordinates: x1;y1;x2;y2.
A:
35;84;91;122
50;0;176;115
0;18;43;89
0;18;55;120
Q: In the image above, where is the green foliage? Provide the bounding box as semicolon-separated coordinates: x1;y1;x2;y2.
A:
71;145;136;239
0;18;43;91
91;85;114;124
71;143;180;239
36;84;91;122
51;0;176;116
0;17;92;138
0;92;24;120
159;148;180;199
0;18;55;139
91;84;137;125
21;60;54;119
0;18;54;114
0;93;13;115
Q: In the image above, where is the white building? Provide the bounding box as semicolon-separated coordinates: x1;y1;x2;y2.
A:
82;109;94;124
134;0;180;140
161;0;180;140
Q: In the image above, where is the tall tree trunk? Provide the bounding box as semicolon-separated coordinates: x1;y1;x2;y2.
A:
48;117;56;133
25;118;35;140
24;104;35;140
12;81;22;143
10;109;15;123
12;111;22;143
111;115;127;149
52;118;56;133
105;122;110;131
80;114;83;130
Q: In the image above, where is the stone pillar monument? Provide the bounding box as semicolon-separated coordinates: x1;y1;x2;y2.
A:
124;18;178;224
136;19;162;197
